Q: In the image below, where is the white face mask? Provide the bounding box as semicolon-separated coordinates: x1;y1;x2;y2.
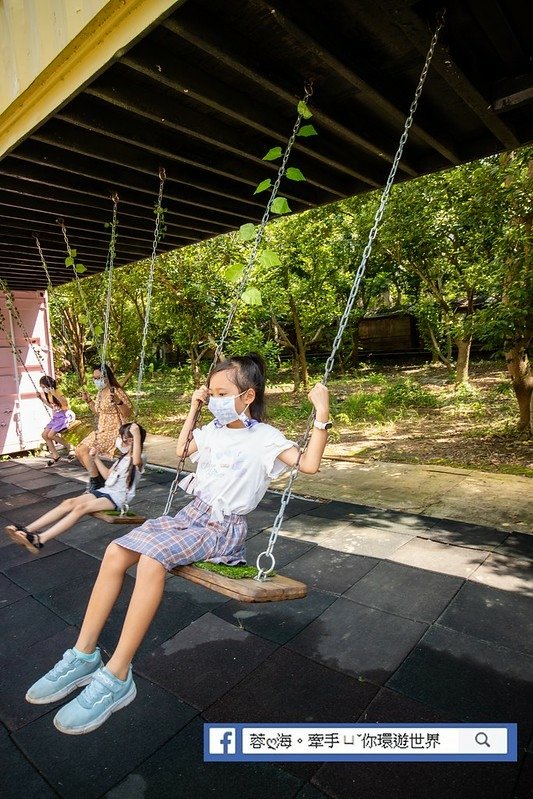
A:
115;437;130;454
207;391;255;428
94;378;105;389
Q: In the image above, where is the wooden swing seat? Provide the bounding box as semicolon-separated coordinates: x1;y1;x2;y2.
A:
92;510;147;525
171;564;307;603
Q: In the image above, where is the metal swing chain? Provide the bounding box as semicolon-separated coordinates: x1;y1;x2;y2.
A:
34;234;83;385
255;13;446;581
163;84;314;516
0;302;52;419
0;277;48;373
134;169;166;418
99;193;120;380
57;218;97;343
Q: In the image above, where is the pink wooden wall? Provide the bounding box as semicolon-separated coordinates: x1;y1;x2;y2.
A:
0;290;55;455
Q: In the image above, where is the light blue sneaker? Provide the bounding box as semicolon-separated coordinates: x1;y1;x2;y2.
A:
53;666;137;735
26;648;102;705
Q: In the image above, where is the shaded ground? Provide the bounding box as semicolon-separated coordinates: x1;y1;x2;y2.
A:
0;458;532;798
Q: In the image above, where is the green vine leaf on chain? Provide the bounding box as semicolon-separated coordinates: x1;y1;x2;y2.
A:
75;263;87;274
258;249;282;267
263;146;283;161
65;256;74;267
239;223;256;242
224;263;245;283
70;249;77;258
297;124;318;138
297;100;312;119
241;287;262;306
271;197;291;215
286;167;306;182
254;178;272;195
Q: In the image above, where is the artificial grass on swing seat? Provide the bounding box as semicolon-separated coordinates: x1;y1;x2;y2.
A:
194;561;276;580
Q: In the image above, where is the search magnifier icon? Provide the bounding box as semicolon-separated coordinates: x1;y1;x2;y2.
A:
475;732;490;747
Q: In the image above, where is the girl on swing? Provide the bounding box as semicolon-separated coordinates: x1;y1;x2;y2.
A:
75;364;132;491
5;422;146;554
38;375;74;465
24;353;330;735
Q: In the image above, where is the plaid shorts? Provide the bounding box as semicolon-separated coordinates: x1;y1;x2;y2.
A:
113;496;247;571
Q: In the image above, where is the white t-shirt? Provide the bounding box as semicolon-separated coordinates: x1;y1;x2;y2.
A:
102;455;144;508
184;420;295;519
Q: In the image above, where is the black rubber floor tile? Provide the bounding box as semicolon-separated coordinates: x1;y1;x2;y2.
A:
305;499;373;520
420;517;508;551
0;490;41;510
0;625;80;730
0;538;68;572
495;532;533;563
267;493;325;518
59;515;119;546
142;469;174;484
469;551;533;596
40;482;85;499
388;537;490;578
281;547;379;595
0;727;57;799
313;756;522;799
34;573;109;626
246;507;280;532
0;483;27;499
344;561;463;623
3;500;59;528
5;549;101;594
104;717;302;799
70;528;137;559
514;754;533;799
164;572;231;612
6;473;65;491
0;465;35;477
358;687;458;724
387;625;533;744
0;595;68;656
293;784;329;799
12;676;196;799
204;647;379;723
437;581;533;656
0;573;28;607
135;613;277;710
244;531;316;569
213;590;336;644
288;597;427;684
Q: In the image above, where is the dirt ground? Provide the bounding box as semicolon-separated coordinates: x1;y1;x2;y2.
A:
269;362;533;476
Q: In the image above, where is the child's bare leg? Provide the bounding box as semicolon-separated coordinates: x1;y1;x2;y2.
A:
106;555;167;680
53;431;72;453
37;497;114;544
76;543;141;654
24;496;81;533
76;442;99;477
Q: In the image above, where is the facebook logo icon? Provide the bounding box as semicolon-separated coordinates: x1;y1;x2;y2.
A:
208;727;237;755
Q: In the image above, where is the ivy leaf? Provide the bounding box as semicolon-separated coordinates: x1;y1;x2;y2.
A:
263;146;283;161
94;324;104;337
286;167;306;182
75;263;87;274
239;223;256;242
241;287;262;306
70;249;77;258
64;256;74;267
254;178;272;194
297;100;312;119
297;124;318;137
224;263;245;283
258;249;282;267
271;197;291;215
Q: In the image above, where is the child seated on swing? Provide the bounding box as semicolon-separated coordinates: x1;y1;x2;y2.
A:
23;353;330;735
38;375;74;465
4;422;146;554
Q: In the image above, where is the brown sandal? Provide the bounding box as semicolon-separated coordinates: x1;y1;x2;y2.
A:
4;525;43;554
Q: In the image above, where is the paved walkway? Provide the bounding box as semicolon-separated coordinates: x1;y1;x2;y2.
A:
144;433;533;534
0;456;532;798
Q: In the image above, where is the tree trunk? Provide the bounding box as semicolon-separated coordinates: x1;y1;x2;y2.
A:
427;324;454;374
455;336;472;384
189;349;202;388
505;342;533;434
289;295;308;389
